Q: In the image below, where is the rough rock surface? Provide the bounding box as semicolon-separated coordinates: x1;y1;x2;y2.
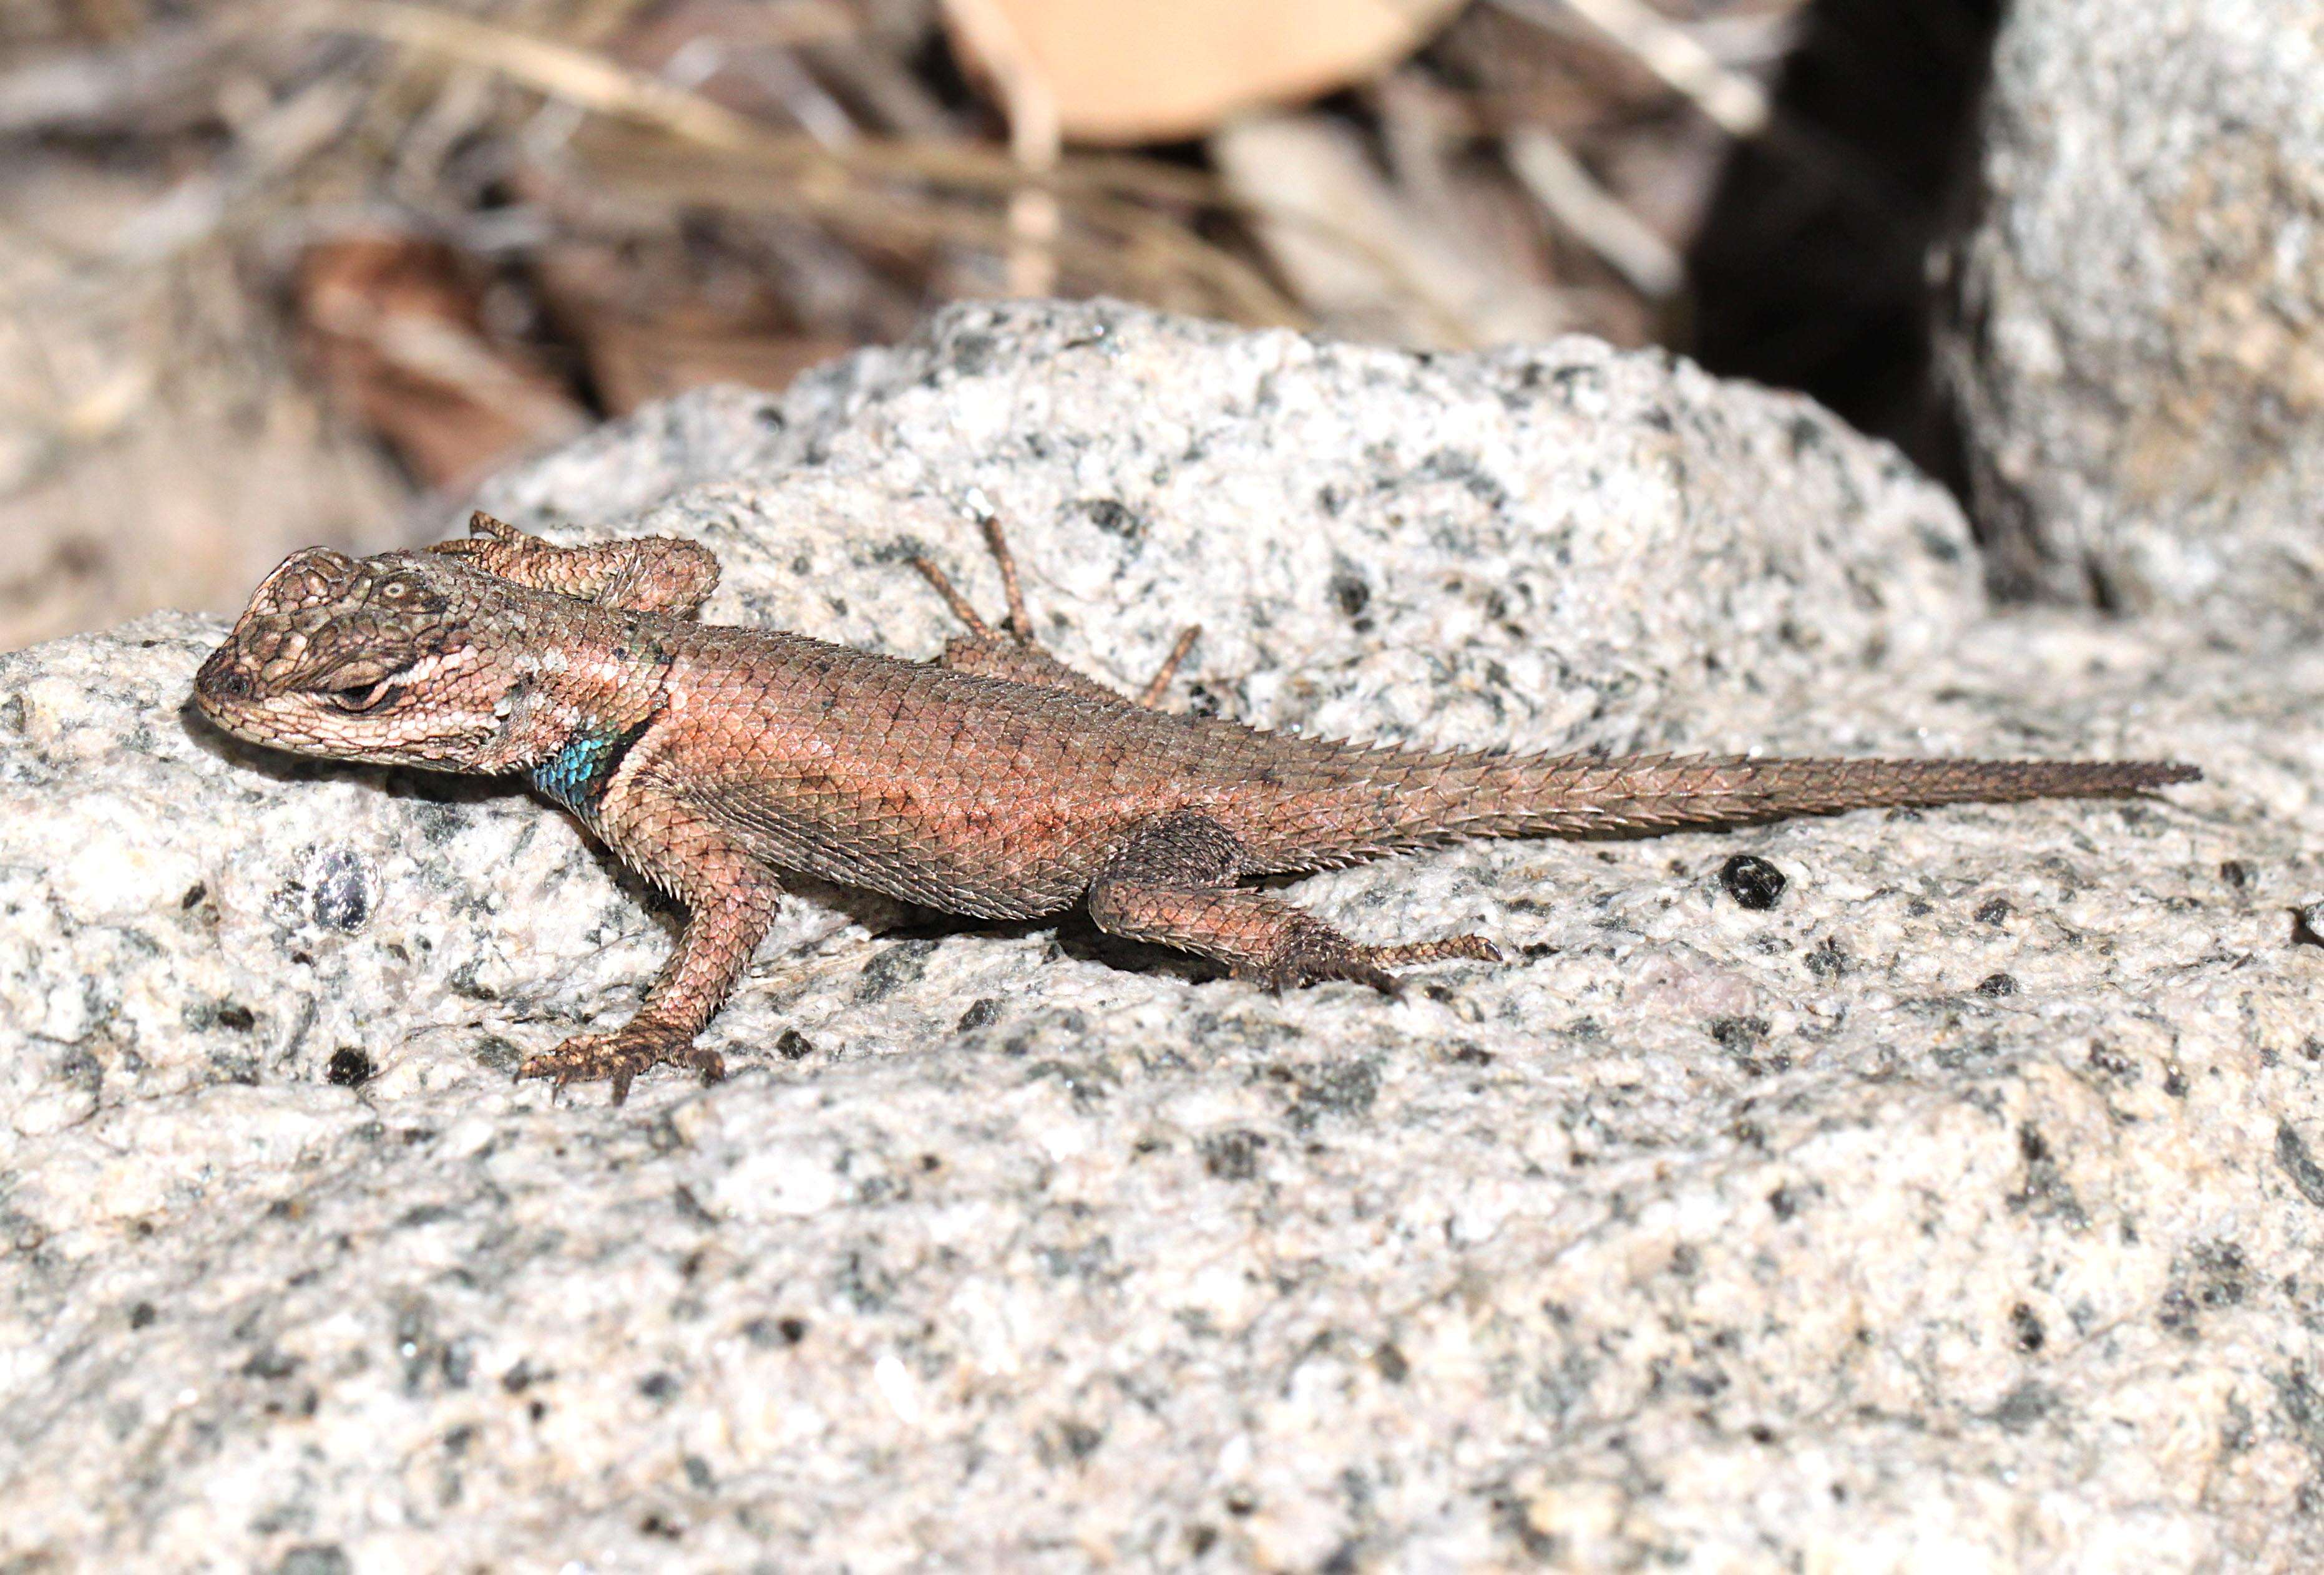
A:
1941;0;2324;620
3;301;2319;1571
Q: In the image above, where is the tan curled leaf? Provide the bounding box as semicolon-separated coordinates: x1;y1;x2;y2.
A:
945;0;1467;145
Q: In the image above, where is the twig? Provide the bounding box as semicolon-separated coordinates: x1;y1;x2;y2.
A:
939;0;1062;296
306;2;1222;208
0;14;259;135
568;124;1306;327
301;1;1301;323
305;278;588;442
316;0;773;153
112;73;368;264
1492;0;1771;139
1502;126;1682;299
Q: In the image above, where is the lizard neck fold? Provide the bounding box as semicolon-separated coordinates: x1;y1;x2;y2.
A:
529;718;653;821
510;610;676;814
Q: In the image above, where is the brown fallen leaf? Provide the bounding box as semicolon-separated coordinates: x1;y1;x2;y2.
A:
532;241;856;414
295;232;586;492
580;316;854;414
942;0;1467;145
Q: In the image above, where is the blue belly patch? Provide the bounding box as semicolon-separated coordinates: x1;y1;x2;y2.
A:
529;720;650;818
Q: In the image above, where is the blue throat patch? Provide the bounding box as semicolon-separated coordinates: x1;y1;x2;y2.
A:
529;721;649;818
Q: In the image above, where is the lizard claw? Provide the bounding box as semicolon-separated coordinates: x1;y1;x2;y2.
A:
517;1026;726;1104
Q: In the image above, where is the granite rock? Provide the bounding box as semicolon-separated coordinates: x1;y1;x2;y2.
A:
2;301;2318;1571
1941;0;2324;622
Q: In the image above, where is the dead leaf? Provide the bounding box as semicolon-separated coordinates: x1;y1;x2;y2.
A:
532;242;854;413
582;317;852;413
295;233;586;492
944;0;1467;145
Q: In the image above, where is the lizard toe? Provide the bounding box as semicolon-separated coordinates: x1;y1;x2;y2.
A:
1370;934;1503;969
675;1045;727;1086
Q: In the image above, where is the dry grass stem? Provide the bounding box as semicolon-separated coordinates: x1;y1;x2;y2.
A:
1503;124;1681;298
939;0;1062;296
567;125;1301;326
1493;0;1770;137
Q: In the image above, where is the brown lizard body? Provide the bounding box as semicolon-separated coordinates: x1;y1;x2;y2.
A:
192;513;2199;1100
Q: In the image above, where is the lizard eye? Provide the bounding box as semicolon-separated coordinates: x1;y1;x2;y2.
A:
321;679;403;714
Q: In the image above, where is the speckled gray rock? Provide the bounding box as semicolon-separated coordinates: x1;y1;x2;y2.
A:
1941;0;2324;620
3;301;2320;1571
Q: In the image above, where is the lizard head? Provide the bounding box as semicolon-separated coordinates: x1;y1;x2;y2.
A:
195;547;524;767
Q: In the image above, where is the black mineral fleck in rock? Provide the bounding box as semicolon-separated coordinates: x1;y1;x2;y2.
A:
1719;854;1785;910
1202;1128;1266;1180
326;1048;373;1086
309;849;371;932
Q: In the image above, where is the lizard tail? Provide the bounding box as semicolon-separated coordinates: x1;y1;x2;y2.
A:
1244;749;2200;870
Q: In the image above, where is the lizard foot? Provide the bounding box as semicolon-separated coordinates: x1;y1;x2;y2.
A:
517;1026;726;1104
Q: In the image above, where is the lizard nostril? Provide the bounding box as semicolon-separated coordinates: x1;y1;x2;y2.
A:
201;665;251;701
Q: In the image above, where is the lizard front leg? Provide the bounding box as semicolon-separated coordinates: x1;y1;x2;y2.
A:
911;514;1200;708
432;512;722;617
517;776;782;1103
1086;811;1500;992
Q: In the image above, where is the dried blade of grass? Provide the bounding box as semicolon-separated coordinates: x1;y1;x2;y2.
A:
310;2;1299;322
1490;0;1770;138
940;0;1061;296
111;71;369;264
389;60;499;197
310;0;1217;205
1502;125;1681;298
1216;113;1510;348
567;125;1304;326
315;0;774;152
0;13;261;135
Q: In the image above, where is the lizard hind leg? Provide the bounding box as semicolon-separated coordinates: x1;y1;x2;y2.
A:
909;513;1200;708
1085;811;1501;994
